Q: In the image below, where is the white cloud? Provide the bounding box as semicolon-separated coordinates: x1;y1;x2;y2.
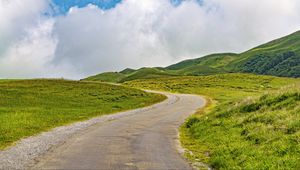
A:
0;0;49;54
0;0;300;79
0;19;55;78
51;0;173;77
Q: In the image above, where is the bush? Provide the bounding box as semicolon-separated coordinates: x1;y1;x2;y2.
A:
185;117;201;128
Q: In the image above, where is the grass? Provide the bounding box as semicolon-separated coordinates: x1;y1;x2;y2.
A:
118;67;178;83
83;72;126;83
124;73;300;169
84;67;178;83
0;79;166;150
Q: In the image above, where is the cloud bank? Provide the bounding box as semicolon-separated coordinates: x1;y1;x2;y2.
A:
0;0;300;79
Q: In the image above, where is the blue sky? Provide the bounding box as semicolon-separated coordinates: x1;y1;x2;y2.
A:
51;0;203;14
52;0;122;13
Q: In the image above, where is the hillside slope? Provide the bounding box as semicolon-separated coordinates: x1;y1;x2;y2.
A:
229;30;300;77
166;53;239;75
85;30;300;82
84;72;126;83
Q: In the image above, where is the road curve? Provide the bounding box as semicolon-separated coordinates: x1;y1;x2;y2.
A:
33;92;205;169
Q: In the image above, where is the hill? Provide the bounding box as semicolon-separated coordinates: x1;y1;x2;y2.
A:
166;53;239;75
85;30;300;82
229;30;300;77
118;67;177;83
84;72;126;82
85;67;178;83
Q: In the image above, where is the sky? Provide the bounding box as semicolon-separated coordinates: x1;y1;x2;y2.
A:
0;0;300;79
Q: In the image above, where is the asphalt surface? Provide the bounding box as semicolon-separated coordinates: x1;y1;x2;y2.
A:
33;92;205;170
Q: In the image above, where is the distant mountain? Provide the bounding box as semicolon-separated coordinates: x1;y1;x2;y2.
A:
84;30;300;82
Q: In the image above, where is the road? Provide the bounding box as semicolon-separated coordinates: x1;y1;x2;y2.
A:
33;92;205;169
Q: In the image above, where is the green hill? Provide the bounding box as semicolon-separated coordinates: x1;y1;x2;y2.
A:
84;67;178;83
85;30;300;82
120;68;136;74
118;67;177;83
84;72;126;83
228;30;300;77
166;53;239;75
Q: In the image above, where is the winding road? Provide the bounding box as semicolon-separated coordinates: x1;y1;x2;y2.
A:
1;92;205;169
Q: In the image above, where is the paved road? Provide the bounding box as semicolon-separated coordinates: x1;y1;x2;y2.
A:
34;92;205;170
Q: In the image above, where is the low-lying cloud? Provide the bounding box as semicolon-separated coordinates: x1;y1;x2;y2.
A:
0;0;300;79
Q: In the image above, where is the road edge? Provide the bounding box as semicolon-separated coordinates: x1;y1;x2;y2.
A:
177;95;213;170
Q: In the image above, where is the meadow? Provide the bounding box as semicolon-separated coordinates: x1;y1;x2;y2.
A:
0;79;165;150
124;73;300;169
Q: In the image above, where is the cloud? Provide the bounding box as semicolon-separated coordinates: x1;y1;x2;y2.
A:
51;1;174;77
0;0;49;53
0;0;58;78
0;19;58;78
0;0;300;79
158;0;300;57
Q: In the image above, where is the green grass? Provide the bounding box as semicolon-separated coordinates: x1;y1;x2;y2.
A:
125;73;297;102
124;73;300;169
83;72;126;83
84;67;178;83
118;67;177;83
0;79;165;150
166;53;239;75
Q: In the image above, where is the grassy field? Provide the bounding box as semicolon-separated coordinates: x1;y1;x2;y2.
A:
0;79;165;150
124;73;300;169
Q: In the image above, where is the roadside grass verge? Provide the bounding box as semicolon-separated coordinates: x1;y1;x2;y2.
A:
0;79;165;150
124;73;300;169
